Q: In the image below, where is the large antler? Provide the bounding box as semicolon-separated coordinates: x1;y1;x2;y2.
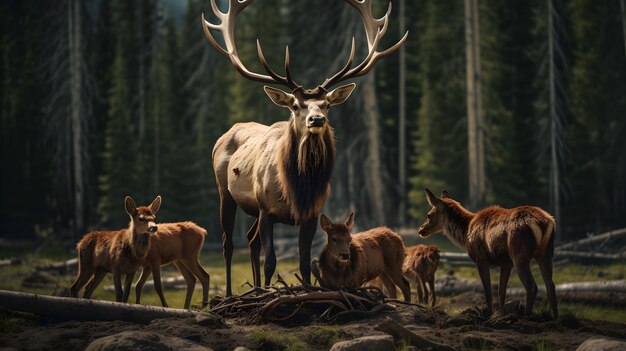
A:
320;0;408;89
201;0;300;90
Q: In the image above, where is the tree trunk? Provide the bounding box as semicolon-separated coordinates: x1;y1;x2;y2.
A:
548;0;562;242
0;290;198;324
465;0;485;210
68;0;84;239
362;74;386;225
621;0;626;64
398;0;407;227
138;0;146;140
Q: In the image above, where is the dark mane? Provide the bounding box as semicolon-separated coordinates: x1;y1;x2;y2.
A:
277;125;336;222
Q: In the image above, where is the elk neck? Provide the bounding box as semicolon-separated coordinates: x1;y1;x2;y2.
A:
277;119;336;223
442;201;475;250
128;221;150;260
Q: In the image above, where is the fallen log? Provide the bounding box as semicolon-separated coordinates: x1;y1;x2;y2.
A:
104;275;188;292
507;280;626;295
440;249;626;266
556;227;626;251
375;317;457;351
0;258;21;268
35;258;78;275
0;289;198;324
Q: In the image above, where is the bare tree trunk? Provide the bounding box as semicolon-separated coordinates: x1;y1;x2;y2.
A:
138;0;146;140
398;0;406;227
69;0;84;239
548;0;562;241
621;0;626;64
465;0;485;210
362;74;385;225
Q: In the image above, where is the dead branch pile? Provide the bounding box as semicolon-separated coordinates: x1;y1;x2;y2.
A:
209;274;394;325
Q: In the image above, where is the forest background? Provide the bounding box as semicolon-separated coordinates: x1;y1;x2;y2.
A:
1;0;625;247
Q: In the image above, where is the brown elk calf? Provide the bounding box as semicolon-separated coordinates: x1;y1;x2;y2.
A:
403;244;440;307
315;213;411;302
70;196;161;302
134;221;210;309
418;188;558;318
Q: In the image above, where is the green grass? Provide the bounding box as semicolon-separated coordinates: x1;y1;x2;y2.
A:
0;312;22;333
251;327;308;351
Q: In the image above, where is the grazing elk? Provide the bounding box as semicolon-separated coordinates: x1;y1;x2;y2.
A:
418;188;558;318
134;220;210;309
202;0;408;295
403;244;440;306
314;213;411;302
70;196;161;302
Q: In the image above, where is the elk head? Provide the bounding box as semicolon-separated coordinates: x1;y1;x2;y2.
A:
417;189;451;238
124;196;161;255
320;213;355;262
201;0;408;128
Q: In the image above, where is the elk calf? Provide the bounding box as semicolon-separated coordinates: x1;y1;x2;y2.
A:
418;188;558;318
315;213;411;302
403;244;440;307
135;221;210;309
70;196;161;302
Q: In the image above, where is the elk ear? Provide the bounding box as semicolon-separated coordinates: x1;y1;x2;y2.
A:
441;189;451;199
149;195;162;215
263;86;295;109
320;214;333;233
124;196;137;216
424;188;443;208
327;83;356;107
344;212;355;229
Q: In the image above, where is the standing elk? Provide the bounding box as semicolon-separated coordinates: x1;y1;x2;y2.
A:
314;213;411;302
134;220;210;310
418;188;558;318
70;196;161;302
202;0;408;295
403;244;440;306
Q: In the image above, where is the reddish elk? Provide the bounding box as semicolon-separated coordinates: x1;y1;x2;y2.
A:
203;0;407;295
134;221;210;309
70;196;161;302
314;213;411;302
403;244;440;306
418;188;558;318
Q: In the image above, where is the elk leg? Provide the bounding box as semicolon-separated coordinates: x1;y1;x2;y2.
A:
514;260;537;316
388;270;411;302
415;275;424;304
83;269;106;299
428;275;436;307
536;254;558;319
175;260;196;309
419;273;430;304
258;210;276;287
298;217;318;284
380;273;397;298
122;271;135;303
70;265;94;298
246;219;261;287
112;269;123;302
498;265;512;309
219;195;237;296
180;257;210;308
151;264;168;308
134;266;152;305
476;263;494;315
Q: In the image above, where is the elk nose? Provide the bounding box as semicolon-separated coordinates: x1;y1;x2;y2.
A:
307;116;326;127
149;225;157;232
340;252;350;260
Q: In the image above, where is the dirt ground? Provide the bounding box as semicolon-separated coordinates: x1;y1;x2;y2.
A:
1;291;626;351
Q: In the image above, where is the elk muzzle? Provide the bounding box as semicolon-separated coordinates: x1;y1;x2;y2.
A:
418;228;430;238
148;222;158;232
307;116;326;134
339;252;350;261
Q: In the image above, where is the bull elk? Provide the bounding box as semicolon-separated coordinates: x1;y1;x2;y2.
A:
202;0;408;295
418;188;558;318
70;196;161;302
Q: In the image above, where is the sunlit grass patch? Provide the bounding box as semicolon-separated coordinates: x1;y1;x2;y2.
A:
250;327;308;351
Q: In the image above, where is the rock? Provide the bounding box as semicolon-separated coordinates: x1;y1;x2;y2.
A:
576;338;626;351
462;334;494;349
330;335;395;351
232;347;253;351
194;312;225;328
84;331;213;351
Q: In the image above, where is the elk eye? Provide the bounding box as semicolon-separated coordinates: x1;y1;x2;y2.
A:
292;104;299;111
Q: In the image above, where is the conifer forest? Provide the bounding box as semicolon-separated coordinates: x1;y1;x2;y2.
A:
1;0;625;245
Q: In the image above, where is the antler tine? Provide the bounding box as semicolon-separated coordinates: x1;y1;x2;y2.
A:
284;46;297;89
319;0;408;89
320;37;356;89
202;0;300;89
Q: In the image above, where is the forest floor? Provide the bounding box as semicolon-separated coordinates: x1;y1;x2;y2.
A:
1;238;626;350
